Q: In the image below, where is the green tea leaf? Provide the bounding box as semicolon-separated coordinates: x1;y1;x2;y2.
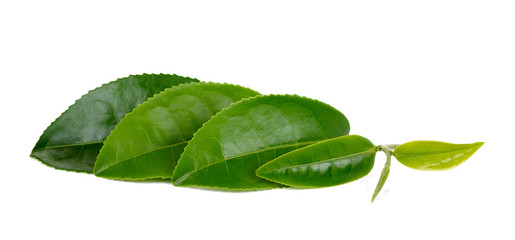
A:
371;145;396;202
31;74;198;173
171;95;350;190
256;135;376;188
94;82;260;180
393;141;484;170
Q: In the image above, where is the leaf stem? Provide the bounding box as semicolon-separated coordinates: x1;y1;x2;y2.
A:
371;145;397;202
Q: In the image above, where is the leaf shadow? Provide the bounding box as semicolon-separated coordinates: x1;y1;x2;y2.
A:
183;186;271;193
98;178;315;192
101;177;173;185
183;185;314;193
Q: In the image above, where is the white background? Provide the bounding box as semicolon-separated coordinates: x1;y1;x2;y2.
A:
1;1;514;239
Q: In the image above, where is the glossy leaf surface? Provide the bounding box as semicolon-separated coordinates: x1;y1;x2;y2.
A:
256;135;376;188
393;141;483;170
172;95;350;190
31;74;198;173
94;82;259;180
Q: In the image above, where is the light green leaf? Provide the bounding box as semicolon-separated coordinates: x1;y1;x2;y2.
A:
256;135;376;188
31;74;198;173
393;141;484;170
171;95;350;190
94;82;259;180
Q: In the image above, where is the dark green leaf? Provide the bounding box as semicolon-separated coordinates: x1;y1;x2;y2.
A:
94;82;260;180
171;95;350;190
31;74;198;173
393;141;484;170
256;135;376;188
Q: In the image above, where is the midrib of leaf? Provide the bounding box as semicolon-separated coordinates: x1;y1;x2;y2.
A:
394;144;480;159
174;140;321;184
96;140;189;173
32;141;105;152
258;148;376;174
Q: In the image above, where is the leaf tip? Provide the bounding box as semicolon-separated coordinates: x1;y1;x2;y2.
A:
92;162;107;177
254;164;272;180
171;173;187;187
